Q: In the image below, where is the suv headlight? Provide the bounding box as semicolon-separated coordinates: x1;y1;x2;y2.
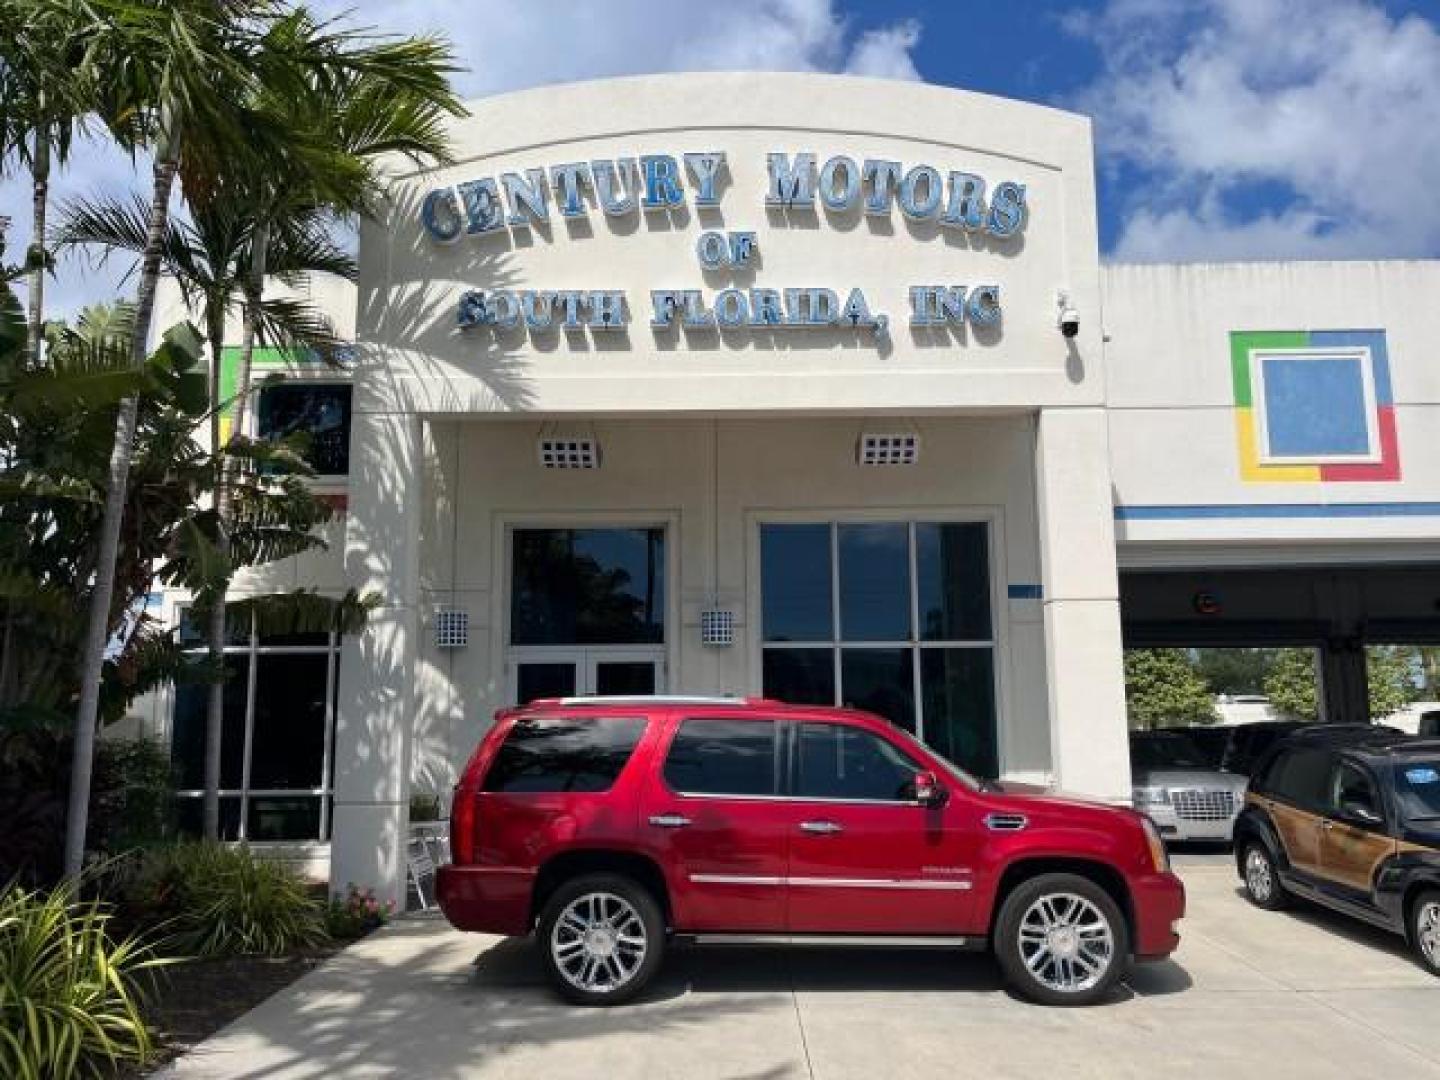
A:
1133;786;1171;808
1141;815;1171;873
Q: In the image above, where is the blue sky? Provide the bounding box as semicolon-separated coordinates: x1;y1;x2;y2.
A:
4;0;1439;315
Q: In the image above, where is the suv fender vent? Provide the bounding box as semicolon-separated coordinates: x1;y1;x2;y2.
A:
984;813;1028;832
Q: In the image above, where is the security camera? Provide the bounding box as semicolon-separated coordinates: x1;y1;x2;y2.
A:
1056;291;1080;338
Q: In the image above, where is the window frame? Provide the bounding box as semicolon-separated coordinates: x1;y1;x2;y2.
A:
253;377;355;481
1263;746;1335;813
1251;347;1382;466
479;713;648;795
748;510;1006;773
171;607;340;842
659;716;786;800
784;719;928;806
496;513;681;707
1327;755;1388;828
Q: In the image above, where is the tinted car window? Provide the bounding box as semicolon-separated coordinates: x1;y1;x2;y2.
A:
1393;759;1440;822
1130;733;1213;771
794;722;922;801
1329;760;1382;820
1264;746;1333;809
483;716;646;793
664;719;778;796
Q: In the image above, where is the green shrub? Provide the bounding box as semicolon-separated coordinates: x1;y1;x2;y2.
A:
0;880;164;1079
127;843;326;957
324;883;395;940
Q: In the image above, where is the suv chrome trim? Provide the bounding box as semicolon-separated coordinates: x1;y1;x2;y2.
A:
684;933;970;947
984;812;1028;831
690;873;972;891
556;695;746;706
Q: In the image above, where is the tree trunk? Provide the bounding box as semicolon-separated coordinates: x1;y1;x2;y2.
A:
231;218;270;443
64;122;182;881
202;308;228;840
26;121;49;367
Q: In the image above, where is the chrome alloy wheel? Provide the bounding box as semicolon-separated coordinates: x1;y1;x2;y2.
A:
549;891;648;995
1420;902;1440;967
1245;847;1274;902
1017;892;1116;994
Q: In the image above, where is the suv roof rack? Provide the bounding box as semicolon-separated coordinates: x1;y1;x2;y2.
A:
535;694;771;708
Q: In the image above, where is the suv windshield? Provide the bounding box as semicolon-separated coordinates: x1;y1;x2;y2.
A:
1393;759;1440;821
1130;733;1215;771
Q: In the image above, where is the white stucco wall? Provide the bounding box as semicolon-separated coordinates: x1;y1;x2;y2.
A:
1104;260;1440;552
409;414;1052;796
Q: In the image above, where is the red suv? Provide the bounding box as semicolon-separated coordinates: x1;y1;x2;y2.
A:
437;697;1184;1006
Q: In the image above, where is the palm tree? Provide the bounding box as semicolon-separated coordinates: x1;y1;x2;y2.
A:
65;2;460;863
65;0;335;876
58;195;356;839
0;0;99;366
182;10;459;838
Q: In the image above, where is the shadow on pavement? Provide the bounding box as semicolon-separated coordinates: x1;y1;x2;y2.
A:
474;935;1193;1004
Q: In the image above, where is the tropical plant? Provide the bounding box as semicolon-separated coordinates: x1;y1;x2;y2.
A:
1123;648;1218;730
124;842;326;956
187;10;460;839
65;0;460;862
0;879;164;1079
0;262;368;877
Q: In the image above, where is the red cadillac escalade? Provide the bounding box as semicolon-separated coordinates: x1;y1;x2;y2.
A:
437;696;1184;1006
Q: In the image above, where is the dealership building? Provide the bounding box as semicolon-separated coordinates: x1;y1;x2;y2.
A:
139;73;1440;903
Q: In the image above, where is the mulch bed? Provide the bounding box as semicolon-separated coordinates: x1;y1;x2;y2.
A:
119;941;347;1077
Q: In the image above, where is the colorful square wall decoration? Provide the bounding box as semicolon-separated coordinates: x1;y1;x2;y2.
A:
1230;330;1399;483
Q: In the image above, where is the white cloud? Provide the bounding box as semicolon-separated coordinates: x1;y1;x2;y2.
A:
1069;0;1440;261
843;19;923;80
2;0;924;320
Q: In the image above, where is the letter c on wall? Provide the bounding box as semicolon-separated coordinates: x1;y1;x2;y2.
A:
420;187;463;243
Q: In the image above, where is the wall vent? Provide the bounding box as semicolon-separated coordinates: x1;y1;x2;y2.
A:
538;437;601;469
434;608;469;648
857;433;920;466
700;609;735;647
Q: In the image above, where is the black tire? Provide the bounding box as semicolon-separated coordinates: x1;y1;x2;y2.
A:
993;872;1130;1006
1408;889;1440;977
536;872;665;1006
1240;839;1289;911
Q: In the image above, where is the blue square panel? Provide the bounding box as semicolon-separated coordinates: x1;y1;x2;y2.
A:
1260;355;1372;458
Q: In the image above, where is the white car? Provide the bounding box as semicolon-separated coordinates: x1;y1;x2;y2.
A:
1130;730;1248;842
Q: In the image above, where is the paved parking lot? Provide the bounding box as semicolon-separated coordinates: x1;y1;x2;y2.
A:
160;849;1440;1079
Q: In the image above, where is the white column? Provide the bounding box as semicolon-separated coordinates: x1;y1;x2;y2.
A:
330;410;423;907
1034;408;1130;801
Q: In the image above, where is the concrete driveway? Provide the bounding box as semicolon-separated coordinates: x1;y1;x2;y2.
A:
157;851;1440;1080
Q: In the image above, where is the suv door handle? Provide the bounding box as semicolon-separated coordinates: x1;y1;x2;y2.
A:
800;820;843;835
648;814;692;828
1321;819;1335;831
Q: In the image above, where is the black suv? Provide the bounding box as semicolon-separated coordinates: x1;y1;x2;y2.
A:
1234;729;1440;974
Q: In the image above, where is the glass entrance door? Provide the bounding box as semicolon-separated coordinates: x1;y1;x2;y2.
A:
512;649;666;705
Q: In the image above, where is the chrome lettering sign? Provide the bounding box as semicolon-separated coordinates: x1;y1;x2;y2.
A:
424;151;1024;342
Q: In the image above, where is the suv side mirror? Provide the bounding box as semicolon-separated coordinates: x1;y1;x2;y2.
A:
1340;798;1382;826
913;770;947;807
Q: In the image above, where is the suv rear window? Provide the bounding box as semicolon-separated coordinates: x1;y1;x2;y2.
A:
482;716;646;793
663;719;779;796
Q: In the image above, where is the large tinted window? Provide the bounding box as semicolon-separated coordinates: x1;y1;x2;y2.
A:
1264;747;1333;809
482;716;646;793
1393;760;1440;822
794;723;921;802
511;528;665;645
663;719;778;796
256;383;352;476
